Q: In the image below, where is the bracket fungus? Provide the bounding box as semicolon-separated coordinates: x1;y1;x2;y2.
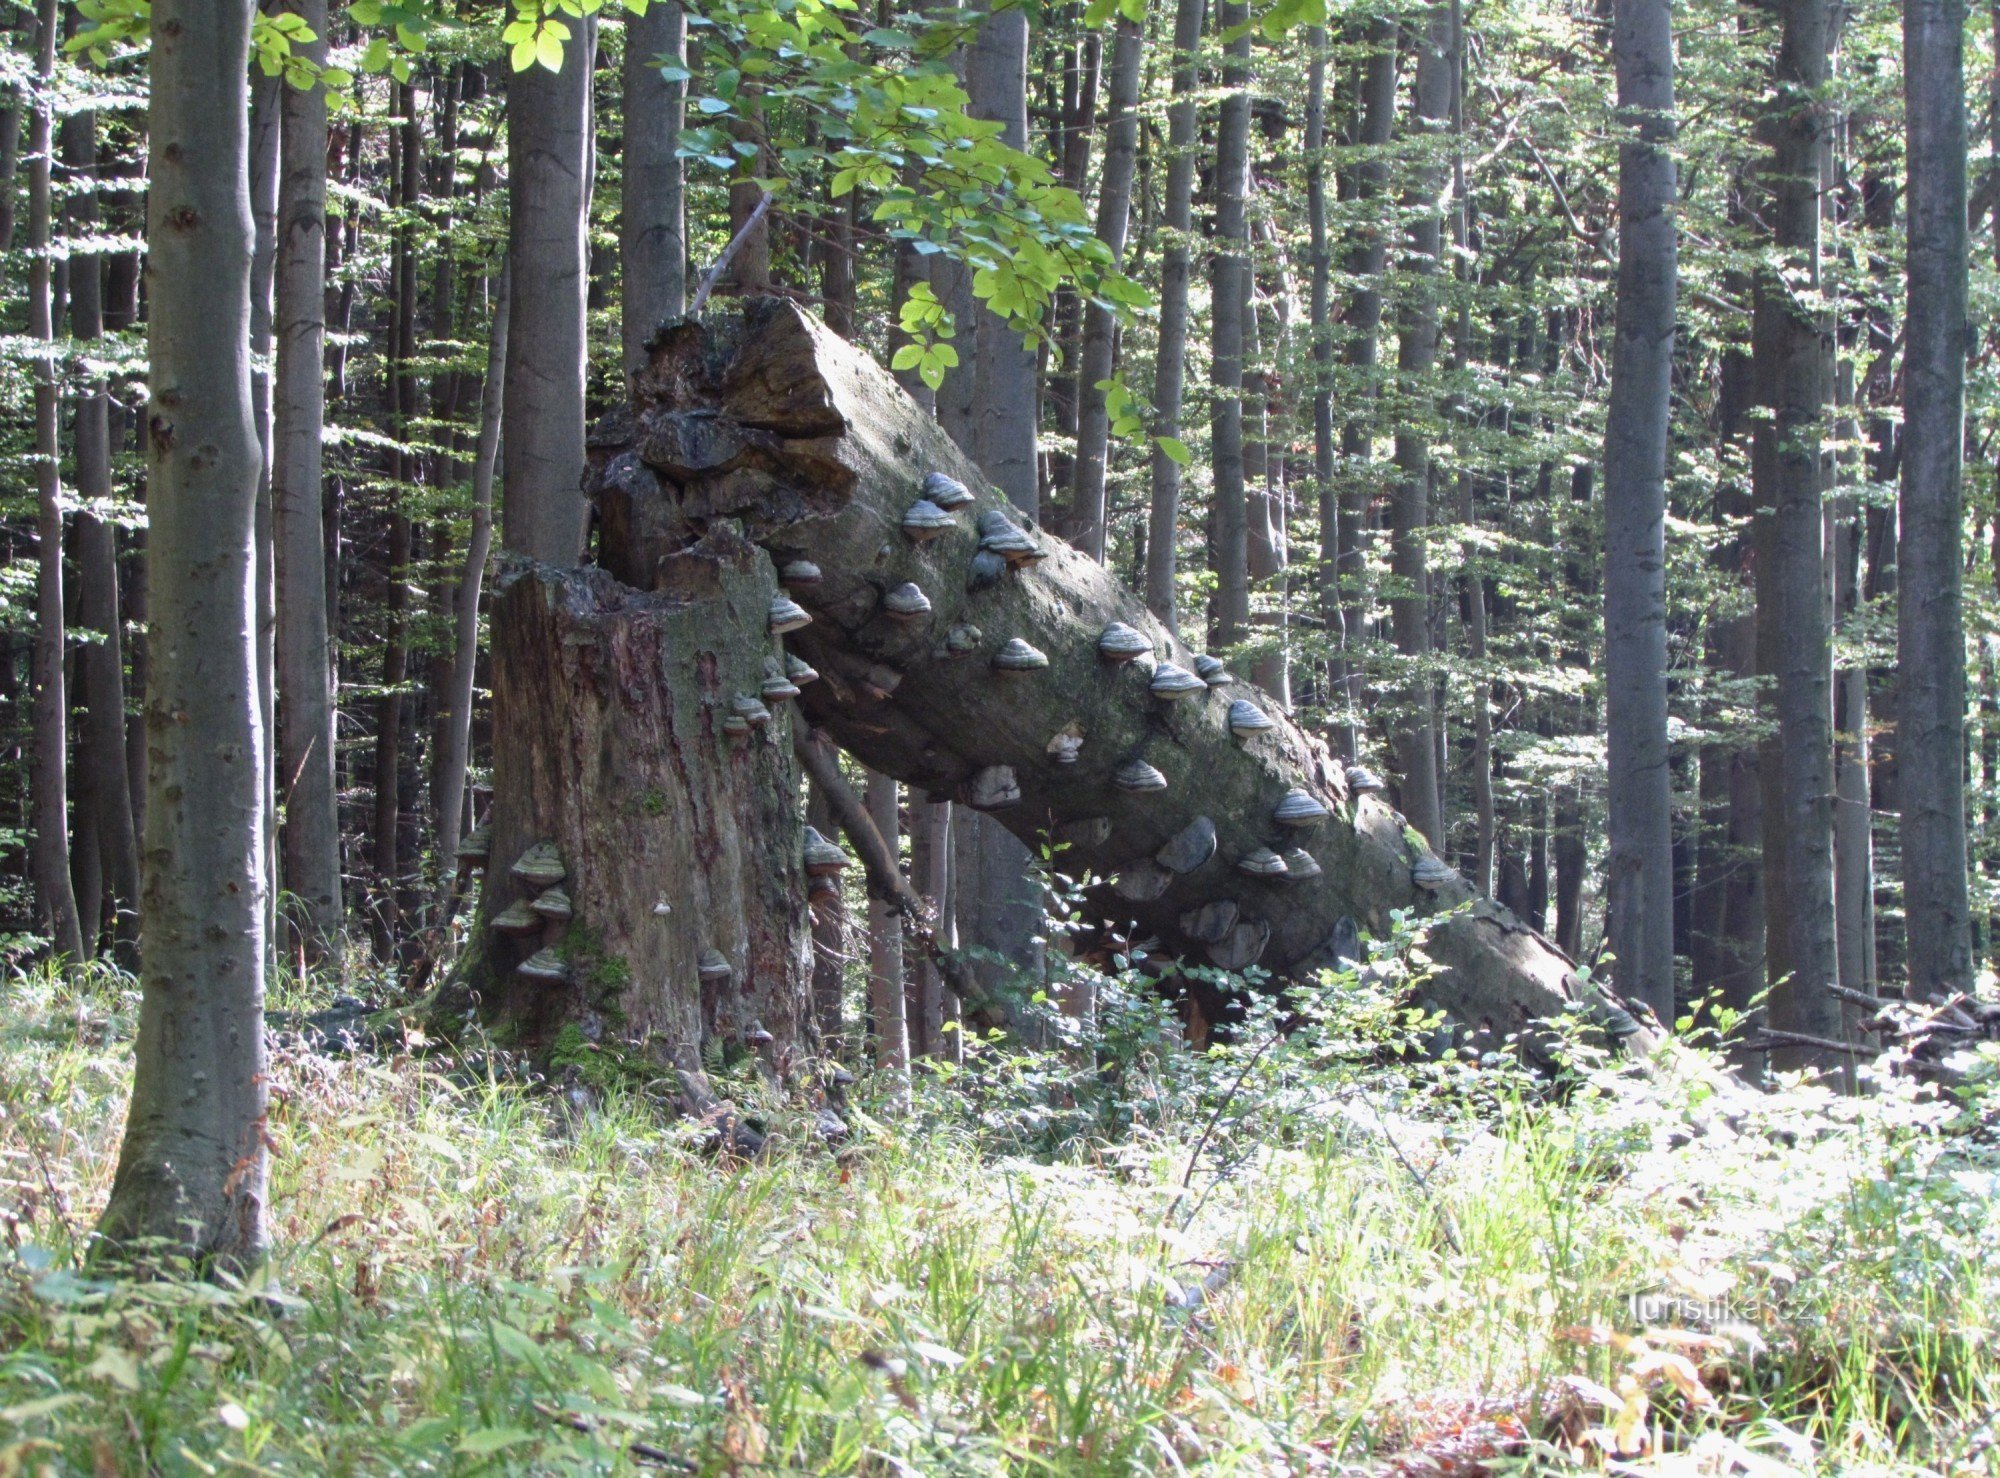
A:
769;595;813;635
491;899;543;936
1227;699;1275;739
455;823;491;864
1237;846;1289;878
992;637;1049;673
780;560;822;589
923;470;975;509
784;653;820;686
1113;758;1169;794
531;887;574;922
1346;764;1387;795
1046;724;1085;765
803;826;853;877
1209;919;1272;971
882;582;933;621
1149;662;1206;700
1273;789;1331;828
1282;849;1323;880
1113;861;1174;901
966;765;1022;811
517;947;568;984
976;509;1043;566
1412;855;1458;891
697;949;733;985
732;694;773;728
1180;898;1239;944
1156;815;1218;875
511;841;567;889
1097;622;1153;663
902;499;955;542
1193;654;1234;687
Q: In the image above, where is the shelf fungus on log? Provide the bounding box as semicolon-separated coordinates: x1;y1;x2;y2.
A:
1237;846;1289;878
965;765;1022;811
1181;899;1239;944
992;637;1048;673
1283;849;1324;880
1413;855;1458;891
555;299;1656;1064
1272;789;1330;828
1156;816;1217;875
1149;662;1206;700
1228;699;1275;739
532;887;574;922
1194;654;1234;687
1113;861;1174;901
1046;723;1085;765
785;653;819;686
1098;622;1152;663
1346;765;1387;795
770;595;813;634
923;471;974;509
781;560;822;589
902;499;955;542
882;582;932;621
456;823;492;865
698;949;733;985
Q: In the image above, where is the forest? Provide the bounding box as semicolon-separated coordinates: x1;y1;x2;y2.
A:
0;0;1997;1468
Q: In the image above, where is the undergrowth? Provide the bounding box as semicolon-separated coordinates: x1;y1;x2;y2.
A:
0;935;1996;1474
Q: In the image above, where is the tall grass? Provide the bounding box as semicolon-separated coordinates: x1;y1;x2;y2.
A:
1;956;1995;1473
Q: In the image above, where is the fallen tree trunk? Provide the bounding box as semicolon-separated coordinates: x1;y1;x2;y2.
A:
562;299;1649;1061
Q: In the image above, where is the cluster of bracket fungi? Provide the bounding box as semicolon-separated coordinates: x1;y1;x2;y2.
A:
745;463;1462;980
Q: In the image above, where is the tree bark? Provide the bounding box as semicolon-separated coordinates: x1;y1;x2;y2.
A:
505;21;597;565
1067;14;1143;562
1751;0;1842;1068
1143;0;1207;631
1899;0;1974;1000
591;301;1647;1061
1209;2;1252;651
273;0;343;960
622;0;686;379
1388;3;1452;850
437;269;510;864
865;770;910;1079
100;0;270;1266
63;102;141;962
26;0;81;962
1601;0;1679;1025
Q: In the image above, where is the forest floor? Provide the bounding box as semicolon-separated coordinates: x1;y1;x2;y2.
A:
0;957;1996;1475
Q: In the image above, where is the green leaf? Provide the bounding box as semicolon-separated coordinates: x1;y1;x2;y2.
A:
535;26;566;70
456;1427;535;1456
1156;436;1192;467
891;345;923;371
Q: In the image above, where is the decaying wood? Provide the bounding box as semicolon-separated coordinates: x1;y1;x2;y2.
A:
581;299;1653;1058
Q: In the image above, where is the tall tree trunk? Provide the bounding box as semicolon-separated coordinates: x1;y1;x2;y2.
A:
1601;0;1679;1025
622;0;686;378
273;0;342;961
1143;0;1207;631
808;783;847;1050
100;0;270;1266
1306;27;1342;750
1752;0;1842;1068
1899;0;1974;1000
63;103;141;961
505;22;597;565
1336;21;1399;759
250;71;281;973
1068;14;1143;562
26;0;81;961
959;1;1047;1013
1209;2;1252;651
1388;3;1452;849
438;270;510;864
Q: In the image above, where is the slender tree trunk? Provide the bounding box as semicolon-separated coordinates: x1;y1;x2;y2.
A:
63;104;141;961
622;0;686;378
1068;15;1143;562
1752;0;1842;1068
26;0;81;962
1601;0;1679;1025
1899;0;1974;1000
959;0;1047;1011
808;784;847;1051
100;0;270;1266
1144;0;1206;631
1209;2;1252;651
250;71;280;972
1337;22;1399;759
438;270;509;864
505;20;597;565
1306;27;1343;749
1387;4;1452;849
866;771;910;1080
273;0;342;960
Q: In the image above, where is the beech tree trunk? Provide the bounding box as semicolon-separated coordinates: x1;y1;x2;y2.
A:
622;0;686;377
273;0;342;958
505;25;597;566
1752;0;1843;1067
100;0;270;1265
1209;2;1253;650
1601;0;1679;1024
26;0;81;962
1143;0;1207;631
1899;0;1973;999
479;301;1646;1072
